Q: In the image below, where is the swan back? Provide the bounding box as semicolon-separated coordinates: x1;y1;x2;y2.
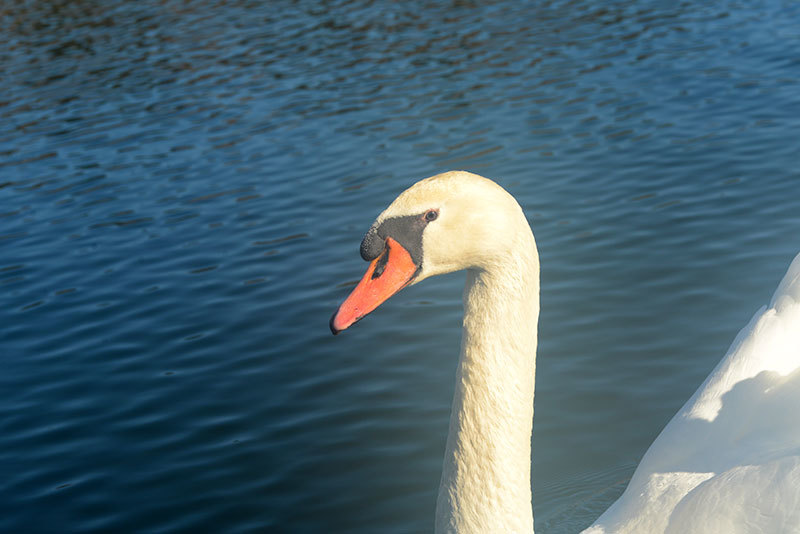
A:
585;252;800;534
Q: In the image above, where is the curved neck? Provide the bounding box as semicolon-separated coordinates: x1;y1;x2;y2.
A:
435;241;540;533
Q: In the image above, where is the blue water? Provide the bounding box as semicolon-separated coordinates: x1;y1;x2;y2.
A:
2;1;799;532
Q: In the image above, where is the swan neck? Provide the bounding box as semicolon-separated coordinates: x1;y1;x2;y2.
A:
436;247;540;533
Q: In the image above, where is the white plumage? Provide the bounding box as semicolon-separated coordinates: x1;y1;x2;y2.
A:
586;252;800;534
336;171;800;533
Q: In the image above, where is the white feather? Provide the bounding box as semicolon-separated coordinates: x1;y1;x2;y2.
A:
365;171;800;533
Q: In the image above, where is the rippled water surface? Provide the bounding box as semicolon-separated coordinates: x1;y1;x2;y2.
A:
2;1;800;532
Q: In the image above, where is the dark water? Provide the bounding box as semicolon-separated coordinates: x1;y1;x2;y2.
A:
2;1;799;532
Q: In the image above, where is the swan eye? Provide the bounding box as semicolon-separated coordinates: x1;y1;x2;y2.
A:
424;210;438;222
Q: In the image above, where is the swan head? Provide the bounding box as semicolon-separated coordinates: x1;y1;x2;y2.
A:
330;171;529;334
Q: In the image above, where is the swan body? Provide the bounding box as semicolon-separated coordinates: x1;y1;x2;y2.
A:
585;251;800;534
330;170;800;533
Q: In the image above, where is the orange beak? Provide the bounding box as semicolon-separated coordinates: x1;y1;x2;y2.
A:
330;237;419;334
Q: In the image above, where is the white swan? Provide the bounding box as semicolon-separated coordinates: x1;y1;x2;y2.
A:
330;171;800;533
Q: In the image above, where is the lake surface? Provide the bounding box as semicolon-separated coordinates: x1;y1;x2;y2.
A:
2;1;799;532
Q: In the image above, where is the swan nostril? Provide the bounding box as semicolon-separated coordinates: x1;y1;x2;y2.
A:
371;244;391;279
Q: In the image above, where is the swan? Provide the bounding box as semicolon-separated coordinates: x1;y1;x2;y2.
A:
329;171;800;533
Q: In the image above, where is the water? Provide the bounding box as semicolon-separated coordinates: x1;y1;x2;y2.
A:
2;1;799;532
